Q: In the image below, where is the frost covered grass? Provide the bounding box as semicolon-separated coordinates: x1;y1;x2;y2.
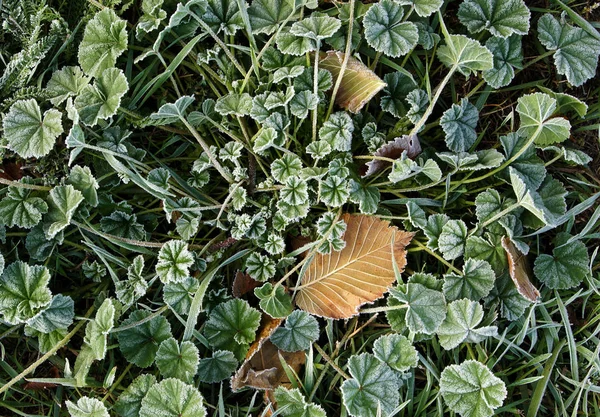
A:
0;0;600;416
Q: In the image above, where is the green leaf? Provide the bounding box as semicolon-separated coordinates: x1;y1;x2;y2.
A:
156;337;200;383
276;28;317;56
437;299;498;350
78;8;128;77
373;334;418;373
406;201;427;229
458;0;530;38
255;283;293;318
271;310;319;351
390;283;447;334
465;234;506;275
348;180;380;215
197;350;237;383
438;149;504;171
341;353;400;417
204;0;243;35
3;99;63;159
245;252;276;282
440;98;479;152
66;396;109;417
139;378;206;417
510;168;554;226
156;240;194;284
281;176;309;206
275;387;327;417
474;189;510;224
440;360;507;417
290;15;341;40
500;133;546;191
24;326;67;354
117;309;172;368
537;13;600;86
116;255;148;306
397;0;444;17
534;233;589;289
516;92;571;145
45;185;84;239
0;261;52;325
437;35;493;76
364;0;418;57
75;68;129;126
538;177;567;219
320;176;350;207
150;96;195;124
46;66;91;106
0;185;48;229
319;111;354;152
493;272;531;321
27;294;74;334
380;72;417;117
137;0;167;38
438;219;468;260
290;91;319;119
423;213;450;250
204;299;261;360
248;0;295;34
163;276;199;316
272;154;303;183
84;298;115;360
443;259;496;301
406;89;429;123
100;211;146;241
537;87;588;118
483;35;523;88
215;93;252;117
114;374;157;417
68;165;99;207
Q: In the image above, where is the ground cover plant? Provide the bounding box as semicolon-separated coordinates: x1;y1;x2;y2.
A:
1;0;600;416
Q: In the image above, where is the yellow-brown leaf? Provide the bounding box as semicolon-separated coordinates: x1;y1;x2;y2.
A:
295;214;413;319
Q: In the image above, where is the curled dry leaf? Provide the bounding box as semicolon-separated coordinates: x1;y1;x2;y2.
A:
231;316;305;392
296;214;414;319
232;270;260;298
362;134;422;177
501;236;540;302
319;51;387;113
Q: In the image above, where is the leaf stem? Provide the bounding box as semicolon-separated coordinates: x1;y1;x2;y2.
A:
410;67;456;136
312;40;321;142
0;178;52;191
413;239;461;274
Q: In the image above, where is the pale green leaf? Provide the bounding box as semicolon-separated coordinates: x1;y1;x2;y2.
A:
136;0;167;38
139;378;206;417
84;298;115;360
380;72;417;117
245;252;276;282
364;0;418;57
390;283;447;334
46;66;91;106
281;176;309;206
197;350;237;383
255;283;293;318
276;28;317;56
437;35;493;76
75;68;129;126
441;98;479;152
500;133;546;191
290;91;319;119
272;154;303;183
78;8;128;77
27;294;74;334
483;35;523;88
114;374;157;417
117;309;172;368
3;99;63;158
163;276;199;316
290;15;341;40
475;189;509;224
215;93;252;117
443;259;496;301
100;211;146;241
538;13;600;86
516;92;571;145
68;165;99;207
271;310;319;351
537;87;588;118
534;233;589;289
204;0;243;35
373;334;418;373
275;386;327;417
156;240;194;284
510;168;554;226
45;185;84;239
341;353;400;417
0;261;52;325
465;234;506;275
437;299;498;350
538;177;567;219
438;219;468;260
406;201;427;229
458;0;530;38
66;397;109;417
150;96;195;124
116;255;148;306
0;186;48;229
440;360;507;417
319;111;354;152
423;213;450;250
156;337;200;383
348;180;380;215
320;175;349;207
248;0;295;34
397;0;444;17
24;326;67;354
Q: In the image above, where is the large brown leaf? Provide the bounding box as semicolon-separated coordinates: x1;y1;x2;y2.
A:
295;214;414;319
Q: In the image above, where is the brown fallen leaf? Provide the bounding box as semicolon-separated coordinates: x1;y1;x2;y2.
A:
231;316;305;392
319;51;387;113
295;214;414;319
232;270;260;298
362;134;422;177
501;236;540;302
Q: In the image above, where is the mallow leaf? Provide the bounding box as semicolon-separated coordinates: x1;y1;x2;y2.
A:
68;165;99;207
203;0;243;35
136;0;167;38
390;283;447;334
437;35;493;76
139;378;206;417
290;15;341;40
254;283;293;318
78;8;128;77
380;72;417;117
3;99;63;159
271;310;320;352
363;0;418;57
75;68;129;126
84;298;115;360
0;261;52;325
458;0;530;38
440;360;507;417
443;259;496;301
516;92;571;145
150;96;195;124
46;66;91;106
26;294;74;334
114;374;157;417
117;309;172;368
341;353;400;417
156;337;200;383
204;299;261;360
373;334;418;373
248;0;295;34
436;299;498;350
276;28;317;56
215;93;252;117
438;219;468;260
537;13;600;86
483;35;523;88
45;185;84;239
163;276;199;316
440;98;479;152
534;233;589;289
66;396;109;417
319;111;354;152
0;185;48;229
275;386;327;417
500;133;546;191
397;0;444;17
510;168;554;226
156;240;194;284
100;211;146;241
197;350;237;383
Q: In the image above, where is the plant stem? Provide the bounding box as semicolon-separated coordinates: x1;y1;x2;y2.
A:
410;67;456;136
312;40;321;143
0;178;51;191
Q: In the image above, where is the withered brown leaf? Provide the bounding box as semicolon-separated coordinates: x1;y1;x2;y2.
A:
501;236;540;302
362;134;422;177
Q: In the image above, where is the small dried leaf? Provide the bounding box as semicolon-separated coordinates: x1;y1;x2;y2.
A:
319;51;387;113
362;134;422;177
296;214;414;319
232;270;260;298
501;236;540;302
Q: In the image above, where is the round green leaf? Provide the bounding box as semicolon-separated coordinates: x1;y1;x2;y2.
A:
139;378;206;417
534;233;589;289
443;258;496;301
458;0;530;38
271;310;320;351
363;0;418;58
373;334;418;373
516;92;571;146
155;337;200;383
436;299;498;350
117;309;172;368
66;396;109;417
156;240;194;284
255;283;293;318
197;350;238;383
0;185;48;229
114;374;157;417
